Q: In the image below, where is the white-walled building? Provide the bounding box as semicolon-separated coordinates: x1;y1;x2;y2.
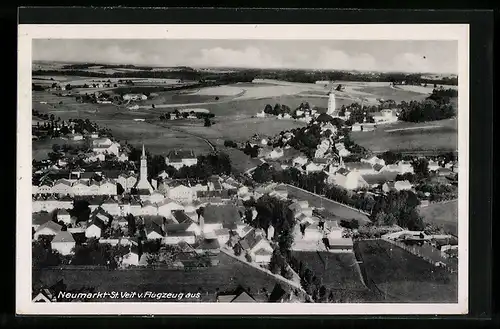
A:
51;231;76;255
165;150;198;170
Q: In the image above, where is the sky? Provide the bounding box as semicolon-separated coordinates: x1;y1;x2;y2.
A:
32;39;458;74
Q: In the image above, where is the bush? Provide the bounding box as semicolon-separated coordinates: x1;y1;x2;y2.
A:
224;140;238;148
245;252;253;262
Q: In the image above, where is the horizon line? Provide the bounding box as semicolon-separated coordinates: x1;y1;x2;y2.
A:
32;60;458;76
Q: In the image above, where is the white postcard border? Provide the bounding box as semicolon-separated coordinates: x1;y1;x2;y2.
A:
17;24;469;315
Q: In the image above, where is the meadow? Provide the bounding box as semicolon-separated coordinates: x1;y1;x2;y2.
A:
33;253;284;302
419;200;458;236
356;85;429;102
351;119;458;153
354;240;458;302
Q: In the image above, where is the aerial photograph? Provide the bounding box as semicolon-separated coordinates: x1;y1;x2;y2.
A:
30;39;459;304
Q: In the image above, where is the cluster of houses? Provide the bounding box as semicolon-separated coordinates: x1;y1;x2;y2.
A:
31;144;279;268
288;199;354;252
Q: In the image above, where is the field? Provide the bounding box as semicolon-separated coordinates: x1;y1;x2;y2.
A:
354;240;458;302
32;253;283;302
189;85;245;96
351;119;458;153
221;147;262;173
419;200;458;236
32;74;459;163
291;251;378;302
356;85;428;103
96;120;213;156
32;91;213;157
284;184;371;223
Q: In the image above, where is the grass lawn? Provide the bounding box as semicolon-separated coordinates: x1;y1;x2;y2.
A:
32;253;284;302
284;184;371;223
222;147;262;174
419;200;458;236
354;240;458;302
351;119;458;153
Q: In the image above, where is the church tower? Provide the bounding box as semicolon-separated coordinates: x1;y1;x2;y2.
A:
327;88;336;115
140;144;147;181
134;144;154;194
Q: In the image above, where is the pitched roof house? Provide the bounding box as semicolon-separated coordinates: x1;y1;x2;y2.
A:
32;212;53;230
51;231;76;255
34;220;62;240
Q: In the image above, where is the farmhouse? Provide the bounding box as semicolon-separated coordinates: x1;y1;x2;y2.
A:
373;109;398;124
382;161;414;174
167;184;194;204
238;229;274;264
143;216;164;240
85;217;106;239
51;231;76;255
156;199;184;218
428;160;441;172
116;172;138;192
32;195;73;213
56;209;71;225
292;156;308;167
305;162;324;174
321;122;338;134
194;237;220;255
344;162;376;175
34;220;62;240
93;143;120;156
382;180;413;193
361;155;386;167
266;148;284;160
165;150;198;170
200;204;243;235
122;245;140;267
123;94;147;101
328;167;369;190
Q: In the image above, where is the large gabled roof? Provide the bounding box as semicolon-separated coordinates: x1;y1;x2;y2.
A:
51;231;75;243
202;204;240;225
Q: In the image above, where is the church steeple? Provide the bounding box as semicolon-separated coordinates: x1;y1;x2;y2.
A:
134;144;154;194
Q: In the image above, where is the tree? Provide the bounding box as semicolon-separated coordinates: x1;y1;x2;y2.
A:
252;163;274;183
146;253;159;266
412;158;429;179
269;249;283;274
126;214;137;236
336;84;342;91
233;243;242;256
204;118;212;127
